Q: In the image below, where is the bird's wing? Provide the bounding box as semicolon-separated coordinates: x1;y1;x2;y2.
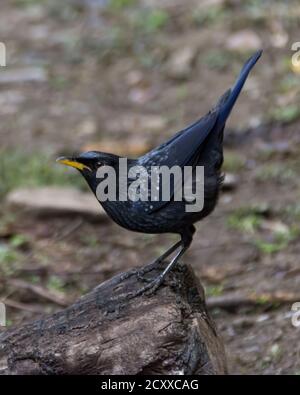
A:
136;50;262;214
139;108;218;169
134;109;219;213
140;49;262;172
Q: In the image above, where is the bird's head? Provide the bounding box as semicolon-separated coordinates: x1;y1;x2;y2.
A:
57;151;120;173
57;151;121;192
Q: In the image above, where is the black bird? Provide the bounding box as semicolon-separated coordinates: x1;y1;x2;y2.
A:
57;50;262;296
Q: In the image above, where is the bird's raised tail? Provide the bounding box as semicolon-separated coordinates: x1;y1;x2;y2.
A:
217;50;262;125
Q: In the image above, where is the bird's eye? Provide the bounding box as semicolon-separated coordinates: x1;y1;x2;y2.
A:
97;161;102;166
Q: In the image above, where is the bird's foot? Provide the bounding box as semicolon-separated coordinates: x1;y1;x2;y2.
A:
121;257;166;284
136;269;152;283
120;269;139;282
136;258;166;283
126;274;165;300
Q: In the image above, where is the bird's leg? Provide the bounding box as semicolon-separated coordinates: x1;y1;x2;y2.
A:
144;245;188;294
128;246;188;298
137;240;182;282
120;240;182;282
150;240;183;266
127;226;195;298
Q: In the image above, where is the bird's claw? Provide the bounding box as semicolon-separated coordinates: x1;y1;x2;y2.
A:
136;269;152;283
125;276;164;300
136;260;164;283
144;280;162;296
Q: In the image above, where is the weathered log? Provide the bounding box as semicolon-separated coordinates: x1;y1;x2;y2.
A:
0;261;227;375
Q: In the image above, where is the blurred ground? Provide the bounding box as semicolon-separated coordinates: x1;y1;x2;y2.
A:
1;0;300;374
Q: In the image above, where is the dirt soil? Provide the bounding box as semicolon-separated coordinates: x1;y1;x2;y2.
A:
1;0;300;374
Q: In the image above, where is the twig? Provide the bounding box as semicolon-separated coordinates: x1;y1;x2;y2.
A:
7;279;70;307
2;298;46;314
207;291;300;309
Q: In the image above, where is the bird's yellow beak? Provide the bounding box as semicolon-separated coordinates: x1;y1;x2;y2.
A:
56;157;91;171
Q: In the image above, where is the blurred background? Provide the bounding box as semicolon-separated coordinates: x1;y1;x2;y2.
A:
1;0;300;374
